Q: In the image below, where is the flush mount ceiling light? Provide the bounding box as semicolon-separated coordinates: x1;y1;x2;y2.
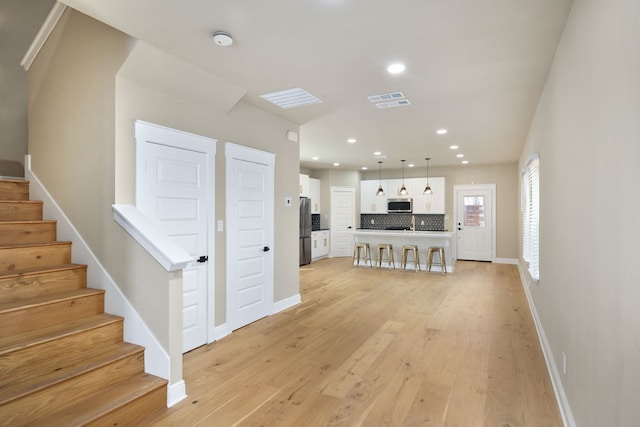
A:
376;161;385;196
423;157;433;195
399;160;409;196
212;31;233;47
387;63;406;74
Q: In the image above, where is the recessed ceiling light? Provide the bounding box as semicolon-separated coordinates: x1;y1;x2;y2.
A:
449;145;459;150
436;129;448;135
373;151;382;156
361;166;368;170
457;154;464;158
333;162;340;166
347;138;357;144
312;156;319;160
408;164;415;168
462;160;469;164
387;63;406;74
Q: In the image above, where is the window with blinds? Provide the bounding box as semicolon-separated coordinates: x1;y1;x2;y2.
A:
522;154;539;281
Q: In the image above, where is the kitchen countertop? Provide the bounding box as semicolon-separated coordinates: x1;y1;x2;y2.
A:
353;229;455;237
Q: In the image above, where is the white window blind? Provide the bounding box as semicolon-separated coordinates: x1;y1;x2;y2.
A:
522;155;539;281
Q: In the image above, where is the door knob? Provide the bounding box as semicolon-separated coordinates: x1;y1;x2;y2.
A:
263;246;270;252
197;255;209;263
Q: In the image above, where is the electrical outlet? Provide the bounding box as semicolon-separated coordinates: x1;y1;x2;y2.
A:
561;352;567;374
421;220;425;225
371;219;375;224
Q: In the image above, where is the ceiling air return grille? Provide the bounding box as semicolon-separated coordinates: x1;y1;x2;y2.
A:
259;87;321;109
367;92;405;103
376;99;411;109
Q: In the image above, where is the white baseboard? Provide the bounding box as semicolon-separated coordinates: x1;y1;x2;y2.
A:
25;155;176;404
273;293;301;313
517;263;575;427
166;380;187;408
495;257;518;264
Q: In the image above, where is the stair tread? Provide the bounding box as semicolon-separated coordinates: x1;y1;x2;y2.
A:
0;241;71;250
0;220;56;224
0;263;85;279
0;342;144;405
0;312;122;355
0;287;104;313
35;373;167;426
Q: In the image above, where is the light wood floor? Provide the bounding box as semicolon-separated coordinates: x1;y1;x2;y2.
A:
148;258;562;426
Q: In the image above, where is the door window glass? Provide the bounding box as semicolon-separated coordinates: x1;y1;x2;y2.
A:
464;196;485;227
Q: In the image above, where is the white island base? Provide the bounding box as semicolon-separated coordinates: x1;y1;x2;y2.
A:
351;230;457;273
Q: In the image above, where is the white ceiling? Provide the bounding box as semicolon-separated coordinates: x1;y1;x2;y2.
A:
61;0;573;170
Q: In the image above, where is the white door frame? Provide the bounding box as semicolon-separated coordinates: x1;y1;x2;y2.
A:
134;120;217;345
330;186;356;257
225;142;275;331
453;184;496;262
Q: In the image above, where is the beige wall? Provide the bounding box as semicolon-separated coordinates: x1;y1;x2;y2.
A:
519;0;640;425
0;0;55;176
361;162;519;259
28;9;300;383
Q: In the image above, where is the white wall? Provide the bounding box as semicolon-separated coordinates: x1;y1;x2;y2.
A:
520;0;640;425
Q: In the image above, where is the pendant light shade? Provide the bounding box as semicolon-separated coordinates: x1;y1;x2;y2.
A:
399;159;409;195
376;161;385;196
423;157;433;195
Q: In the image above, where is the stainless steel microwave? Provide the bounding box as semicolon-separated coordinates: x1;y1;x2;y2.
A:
387;198;412;213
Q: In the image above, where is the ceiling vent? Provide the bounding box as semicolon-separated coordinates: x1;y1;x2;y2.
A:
375;99;411;109
367;92;405;103
259;88;321;109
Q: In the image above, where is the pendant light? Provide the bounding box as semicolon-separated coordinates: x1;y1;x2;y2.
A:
399;159;409;195
376;161;385;196
423;157;433;195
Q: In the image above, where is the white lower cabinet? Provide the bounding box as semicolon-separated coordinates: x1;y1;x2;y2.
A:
312;230;330;260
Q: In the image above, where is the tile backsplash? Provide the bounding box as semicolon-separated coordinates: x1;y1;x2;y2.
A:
360;213;445;231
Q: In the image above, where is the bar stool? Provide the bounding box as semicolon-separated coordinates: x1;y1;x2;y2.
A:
375;243;395;270
353;242;373;267
426;246;447;274
401;245;421;272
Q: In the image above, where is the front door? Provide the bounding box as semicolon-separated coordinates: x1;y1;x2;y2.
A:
226;143;274;331
454;185;495;261
330;187;356;257
135;121;215;353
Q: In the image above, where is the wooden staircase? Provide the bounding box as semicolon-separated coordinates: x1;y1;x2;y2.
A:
0;179;167;426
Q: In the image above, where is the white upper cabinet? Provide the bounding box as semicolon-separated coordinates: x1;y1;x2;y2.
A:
299;174;310;197
309;178;321;214
360;180;388;214
359;177;446;214
411;177;446;214
386;179;412;199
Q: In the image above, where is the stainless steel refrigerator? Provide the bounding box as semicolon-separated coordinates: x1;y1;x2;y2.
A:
299;197;311;265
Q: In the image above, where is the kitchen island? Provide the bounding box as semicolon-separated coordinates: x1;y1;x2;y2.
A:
351;229;456;272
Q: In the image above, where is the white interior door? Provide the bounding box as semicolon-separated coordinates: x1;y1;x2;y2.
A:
330;187;355;257
135;121;215;353
226;143;274;331
454;184;495;261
